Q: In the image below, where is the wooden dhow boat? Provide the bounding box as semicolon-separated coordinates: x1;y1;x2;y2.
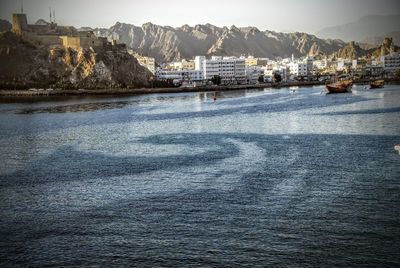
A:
325;80;353;94
370;79;384;89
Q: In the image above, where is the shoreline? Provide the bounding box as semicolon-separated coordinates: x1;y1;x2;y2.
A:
1;80;399;98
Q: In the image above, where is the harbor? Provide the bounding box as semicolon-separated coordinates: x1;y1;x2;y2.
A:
1;85;400;266
1;0;400;267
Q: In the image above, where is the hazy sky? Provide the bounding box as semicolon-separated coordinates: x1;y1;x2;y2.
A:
1;0;399;33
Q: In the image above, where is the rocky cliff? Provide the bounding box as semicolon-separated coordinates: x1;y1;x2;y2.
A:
93;22;347;62
0;32;152;90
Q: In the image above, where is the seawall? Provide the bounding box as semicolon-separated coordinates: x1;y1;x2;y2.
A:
1;80;399;98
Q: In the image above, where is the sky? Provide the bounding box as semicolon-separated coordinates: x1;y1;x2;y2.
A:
1;0;399;33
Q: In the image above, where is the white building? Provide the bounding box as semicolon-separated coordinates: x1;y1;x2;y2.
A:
336;59;352;71
245;66;264;84
155;69;203;82
289;62;307;76
306;57;313;75
381;53;400;74
264;66;288;82
195;56;206;72
286;56;313;77
195;56;246;84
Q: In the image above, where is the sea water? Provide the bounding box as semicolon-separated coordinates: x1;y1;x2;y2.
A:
0;85;399;267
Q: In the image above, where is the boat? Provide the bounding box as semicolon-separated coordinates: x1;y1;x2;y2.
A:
395;144;400;155
339;80;353;88
325;80;353;94
370;80;384;89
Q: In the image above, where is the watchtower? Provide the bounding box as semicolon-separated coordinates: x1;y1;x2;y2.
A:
12;13;29;35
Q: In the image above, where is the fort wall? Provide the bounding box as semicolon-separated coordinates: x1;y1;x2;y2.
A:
12;13;116;50
22;32;61;47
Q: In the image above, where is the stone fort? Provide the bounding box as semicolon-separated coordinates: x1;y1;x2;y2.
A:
12;13;110;49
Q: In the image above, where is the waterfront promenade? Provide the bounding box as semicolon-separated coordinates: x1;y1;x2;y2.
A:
1;79;399;97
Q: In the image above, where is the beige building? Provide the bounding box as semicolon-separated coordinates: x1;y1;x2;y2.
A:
245;57;258;66
245;56;269;67
181;59;195;70
168;59;195;70
138;56;155;74
128;50;156;74
59;32;106;50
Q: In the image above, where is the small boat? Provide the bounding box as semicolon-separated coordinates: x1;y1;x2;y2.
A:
370;80;384;89
325;80;353;94
395;144;400;155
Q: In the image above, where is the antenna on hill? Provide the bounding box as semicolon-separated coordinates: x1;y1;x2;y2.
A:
20;0;24;13
53;10;56;23
49;7;52;23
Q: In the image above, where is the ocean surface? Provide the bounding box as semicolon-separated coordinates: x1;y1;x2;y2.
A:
0;85;399;267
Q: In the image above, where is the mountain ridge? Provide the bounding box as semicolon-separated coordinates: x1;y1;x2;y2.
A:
316;14;400;43
91;22;348;62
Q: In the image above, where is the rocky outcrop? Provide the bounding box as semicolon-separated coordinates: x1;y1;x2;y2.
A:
93;22;347;62
328;38;399;60
331;41;370;59
370;37;399;58
0;32;152;89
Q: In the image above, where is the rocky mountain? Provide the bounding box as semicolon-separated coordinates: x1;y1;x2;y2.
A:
78;27;94;32
331;41;372;59
370;37;399;58
0;32;152;89
0;19;12;32
330;37;400;60
316;14;400;42
93;22;347;62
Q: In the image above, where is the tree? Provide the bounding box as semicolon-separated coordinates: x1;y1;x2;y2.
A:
258;75;264;83
273;73;282;83
396;69;400;79
211;75;222;85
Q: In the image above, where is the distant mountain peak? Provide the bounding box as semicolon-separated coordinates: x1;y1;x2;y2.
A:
229;25;240;32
